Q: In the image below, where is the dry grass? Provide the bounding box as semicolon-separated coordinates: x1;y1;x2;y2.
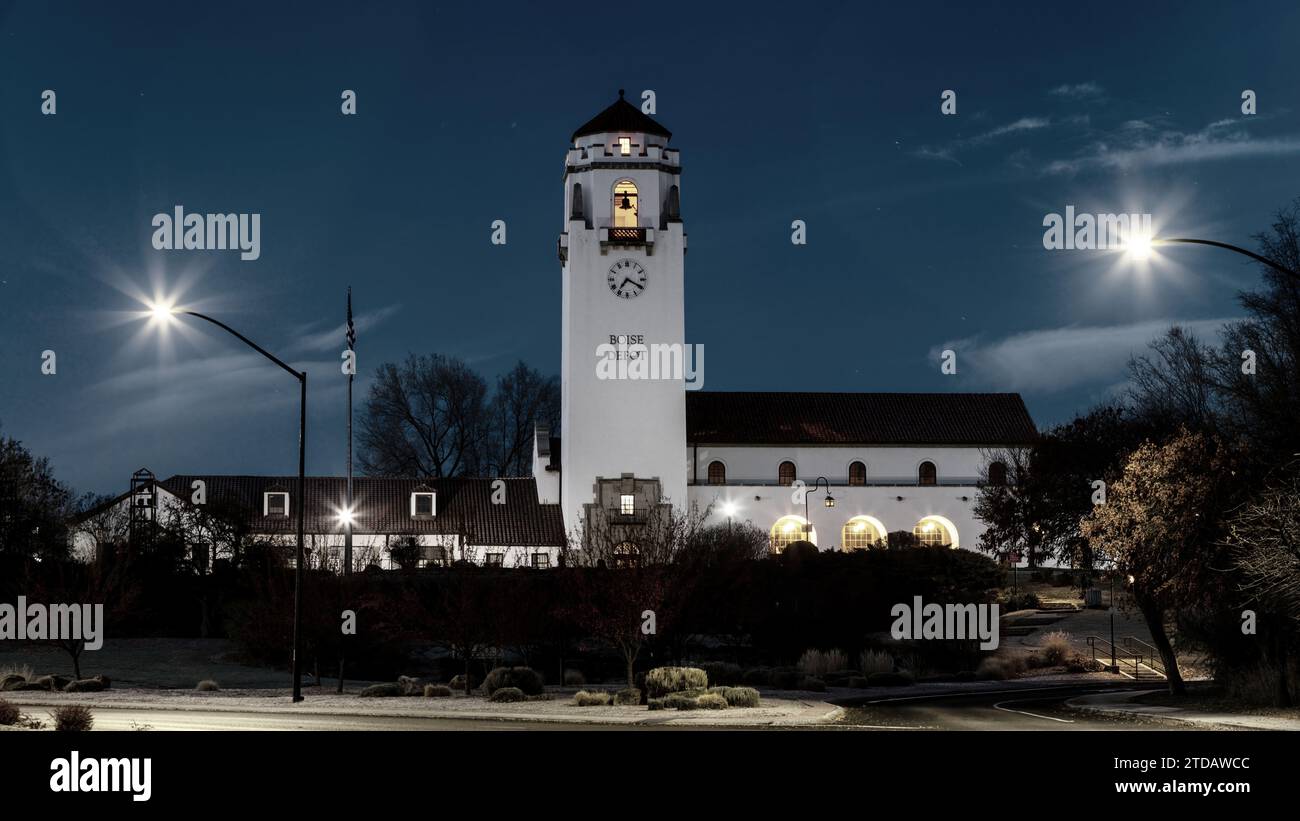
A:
51;704;94;732
0;698;19;726
573;690;611;706
798;649;848;677
196;679;220;692
1040;631;1073;665
859;649;894;675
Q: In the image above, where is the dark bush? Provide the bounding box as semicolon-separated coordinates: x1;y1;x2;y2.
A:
954;670;978;682
710;686;760;707
796;676;826;692
488;687;527;703
700;661;743;687
51;705;94;732
0;698;19;725
482;666;545;696
847;676;869;688
563;669;585;686
0;673;26;691
449;673;481;692
741;668;772;686
770;670;801;690
64;675;110;693
613;688;641;706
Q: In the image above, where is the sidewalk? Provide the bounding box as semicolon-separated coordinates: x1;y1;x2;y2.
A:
2;687;844;727
1066;689;1300;730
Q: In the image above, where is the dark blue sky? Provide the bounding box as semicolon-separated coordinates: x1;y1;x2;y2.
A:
3;0;1299;495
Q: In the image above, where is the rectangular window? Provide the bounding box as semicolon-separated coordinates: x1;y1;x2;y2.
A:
411;492;436;517
532;552;551;569
264;492;289;516
620;494;635;515
485;553;504;567
618;136;631;156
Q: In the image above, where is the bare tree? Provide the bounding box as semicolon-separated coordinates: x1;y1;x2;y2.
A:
359;354;489;478
486;362;559;477
564;500;708;687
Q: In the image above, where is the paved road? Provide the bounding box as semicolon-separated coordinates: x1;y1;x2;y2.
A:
71;707;676;731
839;683;1176;730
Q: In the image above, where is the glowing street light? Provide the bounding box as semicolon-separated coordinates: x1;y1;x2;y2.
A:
139;299;309;703
1117;235;1299;282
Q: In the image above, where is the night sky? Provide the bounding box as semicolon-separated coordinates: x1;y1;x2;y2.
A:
3;0;1299;495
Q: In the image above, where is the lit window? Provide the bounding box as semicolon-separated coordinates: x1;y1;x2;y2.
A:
842;516;883;550
770;515;813;553
707;461;726;485
778;461;796;486
485;553;504;567
613;180;638;228
913;518;956;548
849;461;866;486
614;542;640;569
264;492;289;517
620;494;635;515
987;461;1008;486
618;136;631;156
411;492;435;517
918;461;937;486
531;552;551;569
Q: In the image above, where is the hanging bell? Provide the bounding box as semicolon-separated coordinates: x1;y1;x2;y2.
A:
619;195;632;210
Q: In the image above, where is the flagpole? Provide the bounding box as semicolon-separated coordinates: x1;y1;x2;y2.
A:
345;287;354;576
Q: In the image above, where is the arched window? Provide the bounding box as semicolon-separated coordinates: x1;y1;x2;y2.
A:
848;461;866;486
708;461;726;485
918;461;937;486
770;515;814;553
613;180;639;228
778;461;796;486
913;517;956;549
614;542;640;569
842;516;883;550
987;461;1008;486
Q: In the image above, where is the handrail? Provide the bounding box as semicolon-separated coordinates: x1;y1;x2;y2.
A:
1122;637;1165;673
1086;635;1141;676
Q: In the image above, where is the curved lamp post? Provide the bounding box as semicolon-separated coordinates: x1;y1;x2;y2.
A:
1126;235;1299;281
151;305;308;703
804;476;835;545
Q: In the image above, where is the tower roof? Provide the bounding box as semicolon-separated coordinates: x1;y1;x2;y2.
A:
571;89;672;142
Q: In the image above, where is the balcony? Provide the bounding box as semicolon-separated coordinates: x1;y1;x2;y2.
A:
600;226;654;254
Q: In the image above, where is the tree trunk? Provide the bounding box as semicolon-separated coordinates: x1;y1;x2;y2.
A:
71;647;82;680
1136;595;1185;696
625;652;635;689
1270;625;1292;708
336;652;345;694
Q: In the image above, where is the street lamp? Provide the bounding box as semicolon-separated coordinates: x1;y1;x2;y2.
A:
721;501;737;536
1120;235;1300;281
803;477;835;546
147;302;309;703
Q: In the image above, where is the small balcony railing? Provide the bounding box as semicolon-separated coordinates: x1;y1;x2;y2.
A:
607;227;646;243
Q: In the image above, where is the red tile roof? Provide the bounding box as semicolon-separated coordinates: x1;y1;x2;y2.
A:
686;392;1037;446
155;475;566;546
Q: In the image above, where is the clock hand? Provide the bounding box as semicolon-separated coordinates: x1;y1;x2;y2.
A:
620;277;642;290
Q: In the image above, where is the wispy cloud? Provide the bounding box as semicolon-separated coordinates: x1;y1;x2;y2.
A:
1044;120;1300;175
931;317;1235;394
291;304;402;353
915;116;1051;163
1049;82;1105;100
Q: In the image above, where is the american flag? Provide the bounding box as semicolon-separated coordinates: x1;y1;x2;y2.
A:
345;287;356;351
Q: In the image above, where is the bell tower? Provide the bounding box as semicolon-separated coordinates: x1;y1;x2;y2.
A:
557;90;688;533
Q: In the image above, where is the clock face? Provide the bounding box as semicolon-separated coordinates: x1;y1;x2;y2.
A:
607;259;648;299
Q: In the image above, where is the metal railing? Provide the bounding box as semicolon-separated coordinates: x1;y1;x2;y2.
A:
607;227;647;242
1122;636;1166;674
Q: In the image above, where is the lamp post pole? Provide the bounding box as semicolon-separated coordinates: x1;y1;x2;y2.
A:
1150;237;1300;282
804;477;832;545
174;310;308;703
1109;571;1117;672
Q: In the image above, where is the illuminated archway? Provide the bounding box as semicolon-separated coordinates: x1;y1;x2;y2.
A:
613;180;639;228
770;515;815;553
913;515;959;549
842;515;886;550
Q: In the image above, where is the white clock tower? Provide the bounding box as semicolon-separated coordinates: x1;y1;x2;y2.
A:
556;90;688;534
